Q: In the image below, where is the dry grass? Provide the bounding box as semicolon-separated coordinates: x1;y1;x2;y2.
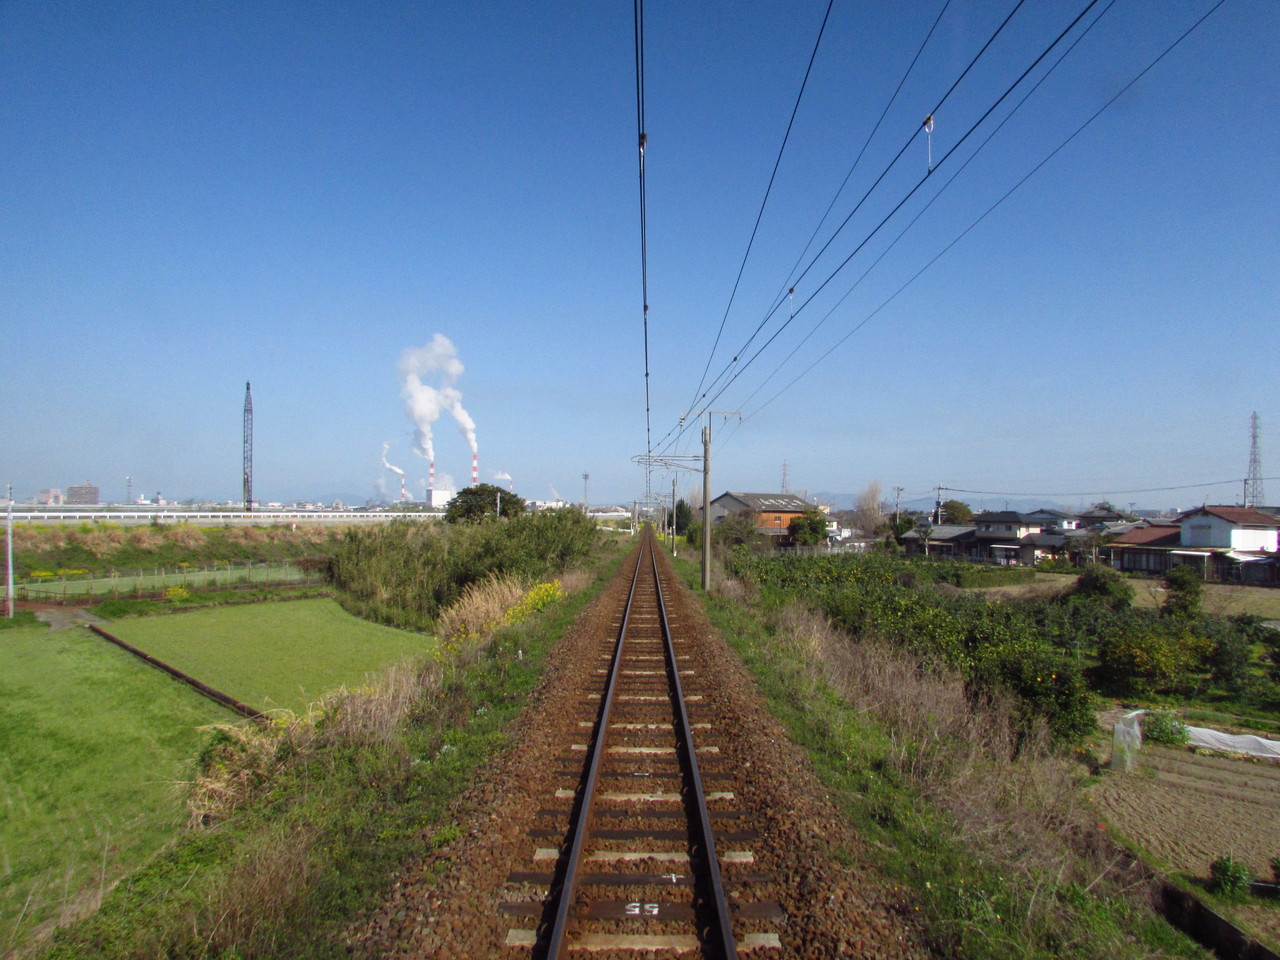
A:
435;575;527;645
769;602;1156;921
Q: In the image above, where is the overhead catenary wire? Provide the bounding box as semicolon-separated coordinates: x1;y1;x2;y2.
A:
684;0;836;427
661;0;1099;457
727;0;1120;426
675;0;1033;430
732;0;1225;431
634;0;652;498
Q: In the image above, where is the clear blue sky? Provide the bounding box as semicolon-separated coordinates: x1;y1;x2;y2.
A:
2;1;1276;511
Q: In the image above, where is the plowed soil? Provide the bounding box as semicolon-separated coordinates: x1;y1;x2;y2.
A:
1090;743;1280;946
345;546;930;958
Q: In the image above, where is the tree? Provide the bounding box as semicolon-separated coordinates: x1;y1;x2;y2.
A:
788;509;828;546
1071;563;1133;610
674;498;693;535
1162;564;1203;619
444;484;526;524
852;482;889;537
940;499;973;525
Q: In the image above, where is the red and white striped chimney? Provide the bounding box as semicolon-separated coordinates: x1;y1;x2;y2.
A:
429;460;435;492
399;474;406;501
471;452;478;486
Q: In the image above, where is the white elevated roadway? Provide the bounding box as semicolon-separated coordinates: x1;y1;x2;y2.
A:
8;510;445;526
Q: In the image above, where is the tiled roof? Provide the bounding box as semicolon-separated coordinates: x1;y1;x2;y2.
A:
1180;505;1280;527
1110;524;1181;547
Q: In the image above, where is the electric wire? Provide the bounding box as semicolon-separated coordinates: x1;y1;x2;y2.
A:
656;0;1031;457
726;0;1118;427
635;0;652;498
677;0;1032;427
943;476;1279;499
733;0;1224;431
661;0;1098;457
685;0;836;420
675;0;1105;442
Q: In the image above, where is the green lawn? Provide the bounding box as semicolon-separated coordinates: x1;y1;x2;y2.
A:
0;625;232;953
106;599;435;713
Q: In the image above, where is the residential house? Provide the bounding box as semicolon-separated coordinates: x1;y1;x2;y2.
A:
1107;506;1279;583
708;492;816;540
901;524;977;559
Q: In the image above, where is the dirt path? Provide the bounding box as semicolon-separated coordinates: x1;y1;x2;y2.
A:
345;544;929;958
22;602;108;630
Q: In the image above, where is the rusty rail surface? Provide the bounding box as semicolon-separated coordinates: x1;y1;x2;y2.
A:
535;528;740;959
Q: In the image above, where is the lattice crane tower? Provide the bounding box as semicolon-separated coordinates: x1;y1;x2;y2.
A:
243;382;254;511
1246;411;1264;508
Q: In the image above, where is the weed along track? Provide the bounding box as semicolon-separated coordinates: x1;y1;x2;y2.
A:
503;528;780;956
349;530;926;959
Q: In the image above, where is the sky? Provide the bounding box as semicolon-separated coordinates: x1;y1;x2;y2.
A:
2;0;1277;512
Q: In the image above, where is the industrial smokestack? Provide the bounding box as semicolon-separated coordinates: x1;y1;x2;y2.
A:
400;475;406;501
472;453;478;486
429;460;435;492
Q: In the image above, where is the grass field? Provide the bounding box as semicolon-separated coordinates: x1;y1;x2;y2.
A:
0;625;232;954
105;599;435;713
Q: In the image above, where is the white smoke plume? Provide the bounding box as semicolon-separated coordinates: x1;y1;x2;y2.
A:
400;334;477;463
381;442;405;476
493;471;512;482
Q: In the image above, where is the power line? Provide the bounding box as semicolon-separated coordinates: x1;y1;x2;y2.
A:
634;0;652;499
677;0;1034;426
665;0;1101;455
943;477;1280;499
731;0;1119;424
685;0;835;417
737;0;1223;427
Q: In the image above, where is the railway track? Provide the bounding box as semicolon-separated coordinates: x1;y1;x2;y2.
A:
500;528;783;956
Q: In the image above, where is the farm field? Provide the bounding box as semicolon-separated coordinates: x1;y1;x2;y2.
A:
1090;744;1280;949
979;572;1280;619
105;598;434;713
0;624;232;953
14;561;311;602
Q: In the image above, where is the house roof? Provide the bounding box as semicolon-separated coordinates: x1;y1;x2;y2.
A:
1109;524;1181;547
902;524;976;541
1178;505;1280;527
973;511;1036;523
1026;508;1078;520
713;492;814;513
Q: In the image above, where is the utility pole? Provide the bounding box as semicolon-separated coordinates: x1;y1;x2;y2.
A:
6;483;13;619
893;485;903;528
125;475;133;505
935;485;944;525
671;477;678;557
691;410;740;592
582;472;590;512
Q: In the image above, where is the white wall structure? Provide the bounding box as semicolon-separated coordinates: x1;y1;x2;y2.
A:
1178;506;1279;551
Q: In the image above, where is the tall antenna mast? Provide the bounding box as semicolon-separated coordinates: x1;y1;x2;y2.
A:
1246;411;1264;508
781;460;790;494
243;382;254;511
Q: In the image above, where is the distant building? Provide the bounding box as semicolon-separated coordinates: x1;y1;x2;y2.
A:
66;481;99;505
708;492;816;539
38;488;63;506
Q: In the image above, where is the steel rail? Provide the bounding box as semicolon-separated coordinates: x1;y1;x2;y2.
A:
650;544;739;958
543;539;645;959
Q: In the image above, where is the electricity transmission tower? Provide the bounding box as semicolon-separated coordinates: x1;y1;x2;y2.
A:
1246;411;1264;508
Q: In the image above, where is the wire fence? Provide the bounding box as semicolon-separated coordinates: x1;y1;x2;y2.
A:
15;562;319;603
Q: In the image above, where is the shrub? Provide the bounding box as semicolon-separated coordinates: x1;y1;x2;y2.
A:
1095;623;1212;696
1141;711;1189;745
1071;564;1133;610
1270;856;1280;884
1209;855;1254;901
1162;564;1203;619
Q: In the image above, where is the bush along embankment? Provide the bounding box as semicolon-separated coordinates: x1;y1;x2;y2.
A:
325;508;598;631
34;533;620;960
12;522;341;577
689;554;1210;960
